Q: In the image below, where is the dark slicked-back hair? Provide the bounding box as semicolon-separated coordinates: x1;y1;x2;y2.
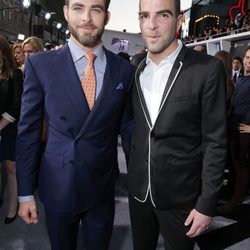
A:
65;0;111;11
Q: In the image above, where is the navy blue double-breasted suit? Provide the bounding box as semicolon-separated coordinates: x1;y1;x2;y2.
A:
16;44;134;249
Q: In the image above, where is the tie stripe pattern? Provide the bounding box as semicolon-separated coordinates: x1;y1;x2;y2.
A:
81;53;97;110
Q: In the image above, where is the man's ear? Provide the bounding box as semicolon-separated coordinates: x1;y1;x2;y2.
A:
105;11;111;25
177;14;183;33
63;5;69;22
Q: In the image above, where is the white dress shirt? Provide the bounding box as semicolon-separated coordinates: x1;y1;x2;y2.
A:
140;40;182;125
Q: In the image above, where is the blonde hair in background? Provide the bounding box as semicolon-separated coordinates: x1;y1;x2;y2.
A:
22;36;44;53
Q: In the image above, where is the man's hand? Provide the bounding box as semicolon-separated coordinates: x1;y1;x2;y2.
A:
184;209;212;238
18;200;38;224
239;123;250;133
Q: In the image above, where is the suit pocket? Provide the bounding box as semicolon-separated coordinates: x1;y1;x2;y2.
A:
167;95;191;103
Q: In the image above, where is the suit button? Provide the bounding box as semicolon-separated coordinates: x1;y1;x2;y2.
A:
151;132;155;138
60;116;66;121
75;139;80;144
69;160;75;166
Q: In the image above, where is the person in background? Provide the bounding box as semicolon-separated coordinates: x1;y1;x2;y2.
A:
16;0;134;250
130;47;147;67
214;50;234;114
217;47;250;215
12;43;25;71
117;51;130;62
214;50;235;200
193;45;206;53
22;36;44;57
128;0;227;249
0;35;23;224
232;56;243;84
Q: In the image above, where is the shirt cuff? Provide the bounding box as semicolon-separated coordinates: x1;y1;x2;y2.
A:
2;112;15;123
18;195;35;203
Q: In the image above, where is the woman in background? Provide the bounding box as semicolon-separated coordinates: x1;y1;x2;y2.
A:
214;50;235;202
214;50;234;114
0;35;23;224
12;43;25;71
22;36;44;57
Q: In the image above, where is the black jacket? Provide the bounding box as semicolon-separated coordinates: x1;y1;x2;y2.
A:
0;68;23;137
128;45;227;216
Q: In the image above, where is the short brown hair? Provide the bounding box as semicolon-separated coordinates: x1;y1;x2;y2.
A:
64;0;111;11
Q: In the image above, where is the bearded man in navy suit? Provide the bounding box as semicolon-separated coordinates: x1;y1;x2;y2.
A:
16;0;134;249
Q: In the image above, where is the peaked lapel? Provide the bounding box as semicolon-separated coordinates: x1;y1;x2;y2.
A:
135;45;188;130
75;49;118;139
53;44;89;117
135;58;153;129
158;45;187;112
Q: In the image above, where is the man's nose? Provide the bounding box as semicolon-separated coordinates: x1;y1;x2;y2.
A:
147;16;158;30
81;9;91;22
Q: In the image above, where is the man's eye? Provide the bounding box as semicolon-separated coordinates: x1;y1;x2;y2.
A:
158;13;169;19
139;14;148;20
91;8;102;14
73;7;81;11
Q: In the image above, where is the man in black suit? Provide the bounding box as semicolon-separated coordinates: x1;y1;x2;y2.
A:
232;56;243;84
128;0;227;249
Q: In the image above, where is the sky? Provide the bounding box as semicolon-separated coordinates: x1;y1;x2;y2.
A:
106;0;140;33
105;0;193;34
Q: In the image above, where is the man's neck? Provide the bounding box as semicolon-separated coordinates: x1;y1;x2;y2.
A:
148;40;179;65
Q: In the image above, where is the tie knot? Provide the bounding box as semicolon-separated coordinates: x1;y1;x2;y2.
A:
85;53;96;64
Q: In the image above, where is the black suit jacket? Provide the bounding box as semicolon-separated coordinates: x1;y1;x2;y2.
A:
0;68;23;137
128;45;227;216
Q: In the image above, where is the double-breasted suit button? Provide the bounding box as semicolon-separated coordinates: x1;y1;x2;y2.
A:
60;116;66;121
69;160;75;166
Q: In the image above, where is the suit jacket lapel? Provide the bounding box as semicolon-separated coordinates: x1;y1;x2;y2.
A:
53;44;89;116
135;58;153;128
157;46;187;116
135;45;188;129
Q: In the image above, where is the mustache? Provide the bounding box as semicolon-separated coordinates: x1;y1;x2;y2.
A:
79;23;97;29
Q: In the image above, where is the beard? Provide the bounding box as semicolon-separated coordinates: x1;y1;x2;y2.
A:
68;23;104;48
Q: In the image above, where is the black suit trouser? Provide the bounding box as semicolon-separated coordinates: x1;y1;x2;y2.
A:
129;195;195;250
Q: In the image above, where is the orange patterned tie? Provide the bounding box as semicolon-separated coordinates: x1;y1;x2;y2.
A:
81;53;97;110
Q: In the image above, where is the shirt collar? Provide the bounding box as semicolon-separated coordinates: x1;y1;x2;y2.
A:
146;39;183;66
68;37;105;63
